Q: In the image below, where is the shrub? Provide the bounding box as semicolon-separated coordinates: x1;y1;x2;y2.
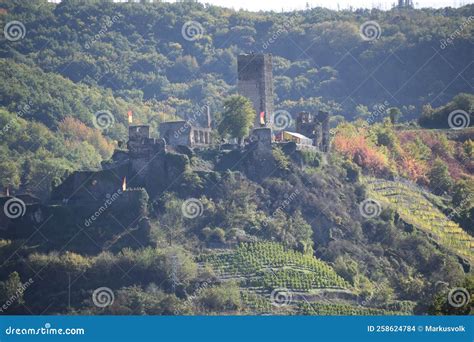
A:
196;282;241;312
272;147;291;171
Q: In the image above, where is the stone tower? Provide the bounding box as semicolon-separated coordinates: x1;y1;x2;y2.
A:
316;111;330;152
237;53;274;128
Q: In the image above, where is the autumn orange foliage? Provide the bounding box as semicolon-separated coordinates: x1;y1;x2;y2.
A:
334;122;473;188
333;133;388;175
397;153;428;185
58;117;114;159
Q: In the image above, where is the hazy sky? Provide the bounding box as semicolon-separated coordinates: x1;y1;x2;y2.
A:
167;0;472;11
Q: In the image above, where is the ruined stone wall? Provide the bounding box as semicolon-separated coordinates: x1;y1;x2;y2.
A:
129;125;150;141
251;127;272;147
296;111;330;152
1;188;151;253
159;121;212;147
159;121;192;147
51;168;126;203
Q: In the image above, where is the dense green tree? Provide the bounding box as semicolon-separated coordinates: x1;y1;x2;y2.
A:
218;95;255;145
419;93;474;129
355;104;371;120
196;281;241;312
0;272;25;309
451;179;474;234
429;275;474;315
428;158;453;195
388;107;402;125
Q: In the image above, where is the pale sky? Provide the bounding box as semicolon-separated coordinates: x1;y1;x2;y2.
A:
48;0;474;11
171;0;472;11
48;0;474;12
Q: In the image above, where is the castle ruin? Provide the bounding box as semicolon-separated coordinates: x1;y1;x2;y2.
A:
237;53;274;128
159;104;212;148
295;111;330;152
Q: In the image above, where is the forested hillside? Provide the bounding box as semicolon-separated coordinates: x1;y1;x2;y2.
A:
2;1;473;117
1;0;473;196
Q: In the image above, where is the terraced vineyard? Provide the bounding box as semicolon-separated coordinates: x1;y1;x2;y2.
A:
202;242;414;315
365;178;473;262
202;242;350;291
297;302;406;315
239;290;412;315
240;290;274;313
